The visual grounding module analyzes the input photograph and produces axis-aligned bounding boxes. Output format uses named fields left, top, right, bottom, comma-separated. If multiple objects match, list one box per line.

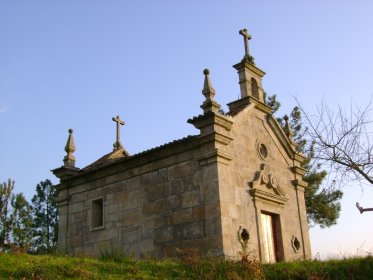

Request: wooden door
left=261, top=213, right=277, bottom=263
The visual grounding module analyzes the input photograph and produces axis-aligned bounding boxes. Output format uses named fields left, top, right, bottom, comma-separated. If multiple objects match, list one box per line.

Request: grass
left=0, top=253, right=373, bottom=279
left=263, top=256, right=373, bottom=280
left=0, top=253, right=185, bottom=279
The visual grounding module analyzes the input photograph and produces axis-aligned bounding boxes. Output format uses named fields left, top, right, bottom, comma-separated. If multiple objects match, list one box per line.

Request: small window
left=92, top=198, right=103, bottom=229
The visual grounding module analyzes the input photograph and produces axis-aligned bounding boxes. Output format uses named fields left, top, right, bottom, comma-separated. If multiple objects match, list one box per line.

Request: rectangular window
left=92, top=198, right=103, bottom=229
left=261, top=212, right=279, bottom=263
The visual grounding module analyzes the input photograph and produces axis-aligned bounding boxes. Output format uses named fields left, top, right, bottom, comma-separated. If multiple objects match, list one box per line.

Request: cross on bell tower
left=112, top=115, right=125, bottom=150
left=239, top=28, right=254, bottom=64
left=228, top=28, right=268, bottom=110
left=239, top=29, right=251, bottom=62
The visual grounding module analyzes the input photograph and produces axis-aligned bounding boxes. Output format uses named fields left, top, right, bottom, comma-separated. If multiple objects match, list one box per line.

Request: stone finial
left=283, top=115, right=294, bottom=139
left=200, top=69, right=221, bottom=114
left=63, top=128, right=76, bottom=168
left=112, top=115, right=125, bottom=151
left=202, top=69, right=216, bottom=101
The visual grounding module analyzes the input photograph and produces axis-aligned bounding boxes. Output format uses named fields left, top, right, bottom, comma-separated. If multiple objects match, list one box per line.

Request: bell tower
left=228, top=28, right=271, bottom=114
left=234, top=28, right=265, bottom=101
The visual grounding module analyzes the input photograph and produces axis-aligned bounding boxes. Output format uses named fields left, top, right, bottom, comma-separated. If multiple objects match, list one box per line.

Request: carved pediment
left=249, top=164, right=288, bottom=205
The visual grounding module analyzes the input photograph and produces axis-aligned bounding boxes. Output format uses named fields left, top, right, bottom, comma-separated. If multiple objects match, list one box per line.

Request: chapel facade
left=52, top=29, right=311, bottom=262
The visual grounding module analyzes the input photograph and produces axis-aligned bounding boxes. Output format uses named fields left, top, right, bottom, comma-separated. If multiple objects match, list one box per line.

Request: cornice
left=233, top=60, right=266, bottom=77
left=291, top=166, right=307, bottom=176
left=292, top=179, right=309, bottom=190
left=250, top=189, right=288, bottom=206
left=294, top=152, right=307, bottom=163
left=54, top=135, right=200, bottom=187
left=55, top=194, right=71, bottom=206
left=51, top=167, right=80, bottom=181
left=188, top=111, right=233, bottom=131
left=198, top=132, right=233, bottom=146
left=249, top=97, right=273, bottom=114
left=227, top=96, right=272, bottom=115
left=267, top=115, right=295, bottom=160
left=196, top=149, right=234, bottom=166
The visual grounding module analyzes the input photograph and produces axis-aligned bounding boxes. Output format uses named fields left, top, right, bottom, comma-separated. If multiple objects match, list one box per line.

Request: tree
left=0, top=179, right=15, bottom=251
left=11, top=193, right=32, bottom=248
left=0, top=179, right=32, bottom=251
left=299, top=101, right=373, bottom=185
left=298, top=101, right=373, bottom=214
left=31, top=179, right=58, bottom=253
left=265, top=95, right=343, bottom=227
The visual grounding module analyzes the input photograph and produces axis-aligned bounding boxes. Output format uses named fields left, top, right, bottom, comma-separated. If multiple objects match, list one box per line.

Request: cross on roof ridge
left=112, top=115, right=125, bottom=150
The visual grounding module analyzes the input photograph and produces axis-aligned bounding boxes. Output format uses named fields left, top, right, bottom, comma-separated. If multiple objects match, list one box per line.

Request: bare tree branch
left=297, top=98, right=373, bottom=187
left=356, top=202, right=373, bottom=214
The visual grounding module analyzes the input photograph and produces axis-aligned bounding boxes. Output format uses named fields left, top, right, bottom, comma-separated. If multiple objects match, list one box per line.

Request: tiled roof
left=80, top=135, right=197, bottom=174
left=81, top=147, right=130, bottom=172
left=131, top=135, right=197, bottom=157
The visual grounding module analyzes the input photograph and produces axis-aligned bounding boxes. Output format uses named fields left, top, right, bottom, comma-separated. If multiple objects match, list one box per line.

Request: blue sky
left=1, top=1, right=373, bottom=258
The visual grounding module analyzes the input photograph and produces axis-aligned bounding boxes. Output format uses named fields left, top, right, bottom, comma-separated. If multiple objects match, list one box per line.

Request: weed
left=237, top=226, right=265, bottom=280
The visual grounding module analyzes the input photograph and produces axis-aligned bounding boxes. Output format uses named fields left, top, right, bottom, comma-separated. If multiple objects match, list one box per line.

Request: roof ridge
left=80, top=135, right=197, bottom=173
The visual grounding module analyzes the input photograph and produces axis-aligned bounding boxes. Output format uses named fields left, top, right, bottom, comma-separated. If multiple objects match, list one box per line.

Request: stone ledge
left=249, top=189, right=288, bottom=206
left=198, top=132, right=233, bottom=146
left=196, top=149, right=234, bottom=166
left=188, top=111, right=233, bottom=132
left=292, top=179, right=308, bottom=190
left=291, top=166, right=307, bottom=176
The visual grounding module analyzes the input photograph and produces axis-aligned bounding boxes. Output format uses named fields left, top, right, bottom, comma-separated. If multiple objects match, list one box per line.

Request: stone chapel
left=52, top=29, right=311, bottom=262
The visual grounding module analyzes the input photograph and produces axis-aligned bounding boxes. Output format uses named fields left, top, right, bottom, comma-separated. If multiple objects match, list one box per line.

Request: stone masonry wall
left=218, top=105, right=311, bottom=261
left=61, top=144, right=224, bottom=257
left=56, top=102, right=311, bottom=261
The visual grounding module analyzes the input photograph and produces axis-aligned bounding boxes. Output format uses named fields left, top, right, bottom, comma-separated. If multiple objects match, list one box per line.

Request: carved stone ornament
left=291, top=235, right=301, bottom=252
left=249, top=163, right=288, bottom=205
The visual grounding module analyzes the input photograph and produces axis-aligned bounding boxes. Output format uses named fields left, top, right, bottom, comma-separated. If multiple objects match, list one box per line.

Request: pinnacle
left=65, top=128, right=76, bottom=153
left=64, top=128, right=76, bottom=168
left=283, top=115, right=294, bottom=139
left=202, top=68, right=215, bottom=101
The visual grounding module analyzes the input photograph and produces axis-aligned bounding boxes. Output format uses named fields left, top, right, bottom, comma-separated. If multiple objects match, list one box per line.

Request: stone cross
left=239, top=28, right=251, bottom=59
left=112, top=115, right=125, bottom=150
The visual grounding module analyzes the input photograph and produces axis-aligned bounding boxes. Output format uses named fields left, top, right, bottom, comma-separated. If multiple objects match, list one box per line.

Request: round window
left=259, top=143, right=268, bottom=159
